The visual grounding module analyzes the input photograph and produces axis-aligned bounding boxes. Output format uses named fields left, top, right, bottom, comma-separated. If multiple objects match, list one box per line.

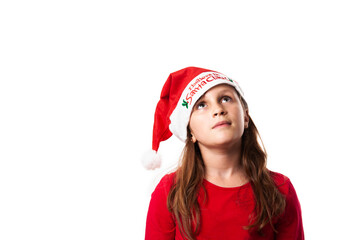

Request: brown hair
left=167, top=95, right=286, bottom=240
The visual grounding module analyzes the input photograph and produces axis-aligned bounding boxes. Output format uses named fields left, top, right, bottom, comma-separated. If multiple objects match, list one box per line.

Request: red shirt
left=145, top=171, right=304, bottom=240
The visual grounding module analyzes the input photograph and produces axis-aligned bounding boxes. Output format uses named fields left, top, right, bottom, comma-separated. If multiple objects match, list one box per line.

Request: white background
left=1, top=0, right=359, bottom=239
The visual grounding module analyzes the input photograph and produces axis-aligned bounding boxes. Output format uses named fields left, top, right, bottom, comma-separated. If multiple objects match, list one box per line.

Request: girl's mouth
left=212, top=121, right=231, bottom=129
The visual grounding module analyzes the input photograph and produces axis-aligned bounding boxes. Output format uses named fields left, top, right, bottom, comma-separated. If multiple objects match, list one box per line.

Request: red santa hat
left=142, top=67, right=245, bottom=170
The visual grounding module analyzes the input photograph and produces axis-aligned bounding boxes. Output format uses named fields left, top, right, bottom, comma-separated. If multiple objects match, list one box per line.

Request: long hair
left=167, top=95, right=286, bottom=240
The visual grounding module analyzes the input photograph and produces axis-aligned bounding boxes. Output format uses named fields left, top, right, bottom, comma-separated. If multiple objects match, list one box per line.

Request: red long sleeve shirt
left=145, top=171, right=304, bottom=240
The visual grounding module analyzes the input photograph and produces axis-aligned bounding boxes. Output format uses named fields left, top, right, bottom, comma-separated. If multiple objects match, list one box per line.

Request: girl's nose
left=213, top=106, right=227, bottom=117
left=214, top=111, right=225, bottom=117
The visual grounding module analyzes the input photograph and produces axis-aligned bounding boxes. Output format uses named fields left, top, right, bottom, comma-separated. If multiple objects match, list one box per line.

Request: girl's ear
left=188, top=125, right=197, bottom=143
left=244, top=109, right=250, bottom=128
left=191, top=134, right=197, bottom=143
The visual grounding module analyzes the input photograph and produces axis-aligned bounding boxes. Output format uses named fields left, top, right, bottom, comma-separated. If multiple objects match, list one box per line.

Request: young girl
left=143, top=67, right=304, bottom=240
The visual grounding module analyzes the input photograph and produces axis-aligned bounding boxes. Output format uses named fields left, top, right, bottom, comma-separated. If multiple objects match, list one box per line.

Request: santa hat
left=142, top=67, right=245, bottom=170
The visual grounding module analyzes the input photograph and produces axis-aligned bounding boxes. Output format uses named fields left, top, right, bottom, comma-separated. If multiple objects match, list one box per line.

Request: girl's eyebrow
left=198, top=89, right=234, bottom=102
left=196, top=95, right=205, bottom=103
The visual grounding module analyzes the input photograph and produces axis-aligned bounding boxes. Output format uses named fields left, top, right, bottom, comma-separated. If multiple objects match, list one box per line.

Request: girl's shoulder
left=153, top=171, right=176, bottom=193
left=161, top=171, right=176, bottom=185
left=269, top=170, right=292, bottom=196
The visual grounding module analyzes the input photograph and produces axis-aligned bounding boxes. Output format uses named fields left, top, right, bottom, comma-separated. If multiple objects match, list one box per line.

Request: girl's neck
left=199, top=142, right=248, bottom=187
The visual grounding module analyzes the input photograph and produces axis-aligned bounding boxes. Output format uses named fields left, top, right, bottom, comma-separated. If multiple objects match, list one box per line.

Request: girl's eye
left=221, top=96, right=232, bottom=103
left=196, top=102, right=206, bottom=110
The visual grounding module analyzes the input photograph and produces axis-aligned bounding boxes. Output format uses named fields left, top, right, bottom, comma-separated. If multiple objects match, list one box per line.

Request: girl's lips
left=212, top=121, right=231, bottom=129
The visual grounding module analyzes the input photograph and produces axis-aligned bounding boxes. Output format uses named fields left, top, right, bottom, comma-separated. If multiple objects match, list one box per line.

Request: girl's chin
left=199, top=136, right=241, bottom=148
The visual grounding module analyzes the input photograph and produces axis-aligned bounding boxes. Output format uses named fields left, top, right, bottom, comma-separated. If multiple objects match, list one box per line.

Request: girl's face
left=189, top=84, right=249, bottom=149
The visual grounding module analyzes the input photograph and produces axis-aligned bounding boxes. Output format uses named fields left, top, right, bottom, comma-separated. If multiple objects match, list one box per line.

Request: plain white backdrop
left=1, top=0, right=359, bottom=239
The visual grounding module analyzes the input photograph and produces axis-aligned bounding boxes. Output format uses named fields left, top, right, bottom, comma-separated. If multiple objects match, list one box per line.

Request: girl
left=143, top=67, right=304, bottom=240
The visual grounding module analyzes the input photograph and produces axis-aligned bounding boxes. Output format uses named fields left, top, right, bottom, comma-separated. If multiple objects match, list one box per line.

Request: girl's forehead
left=197, top=84, right=237, bottom=100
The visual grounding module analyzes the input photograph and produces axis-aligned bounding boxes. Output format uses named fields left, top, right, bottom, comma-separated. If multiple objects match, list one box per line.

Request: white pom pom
left=141, top=149, right=161, bottom=170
